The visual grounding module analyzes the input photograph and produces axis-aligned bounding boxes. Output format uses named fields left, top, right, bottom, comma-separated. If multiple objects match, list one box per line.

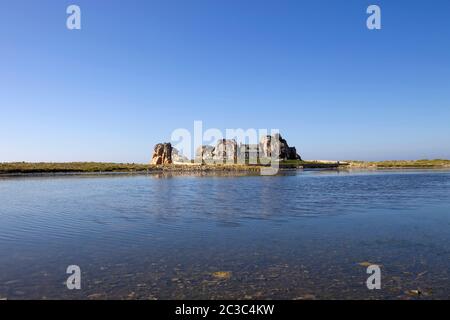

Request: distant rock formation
left=154, top=134, right=301, bottom=165
left=287, top=146, right=300, bottom=160
left=172, top=148, right=190, bottom=163
left=238, top=143, right=260, bottom=162
left=213, top=139, right=237, bottom=162
left=260, top=133, right=301, bottom=160
left=196, top=145, right=215, bottom=162
left=260, top=135, right=273, bottom=158
left=151, top=143, right=172, bottom=165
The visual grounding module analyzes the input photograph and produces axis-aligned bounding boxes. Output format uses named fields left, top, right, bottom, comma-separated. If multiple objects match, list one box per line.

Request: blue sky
left=1, top=0, right=449, bottom=162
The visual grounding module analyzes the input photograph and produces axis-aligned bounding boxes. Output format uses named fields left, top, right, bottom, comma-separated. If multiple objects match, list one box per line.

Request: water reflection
left=0, top=169, right=449, bottom=299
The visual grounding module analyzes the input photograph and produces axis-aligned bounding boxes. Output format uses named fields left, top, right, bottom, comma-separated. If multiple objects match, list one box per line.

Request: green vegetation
left=280, top=159, right=450, bottom=168
left=0, top=162, right=263, bottom=175
left=0, top=162, right=151, bottom=174
left=279, top=160, right=342, bottom=168
left=1, top=159, right=449, bottom=175
left=348, top=159, right=450, bottom=168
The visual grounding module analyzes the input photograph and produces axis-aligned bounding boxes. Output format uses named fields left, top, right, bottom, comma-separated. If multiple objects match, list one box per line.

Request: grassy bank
left=0, top=162, right=264, bottom=175
left=0, top=162, right=151, bottom=174
left=1, top=159, right=449, bottom=175
left=280, top=160, right=343, bottom=168
left=282, top=159, right=450, bottom=168
left=347, top=159, right=450, bottom=168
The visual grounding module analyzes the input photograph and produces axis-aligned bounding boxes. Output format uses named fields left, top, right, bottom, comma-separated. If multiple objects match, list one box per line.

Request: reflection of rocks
left=151, top=143, right=172, bottom=165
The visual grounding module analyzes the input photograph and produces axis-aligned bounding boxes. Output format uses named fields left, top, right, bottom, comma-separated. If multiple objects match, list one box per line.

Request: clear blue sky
left=1, top=0, right=449, bottom=162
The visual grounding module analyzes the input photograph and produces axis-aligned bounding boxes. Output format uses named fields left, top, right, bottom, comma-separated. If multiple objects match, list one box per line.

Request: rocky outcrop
left=213, top=139, right=237, bottom=162
left=196, top=145, right=215, bottom=162
left=238, top=144, right=260, bottom=162
left=172, top=148, right=190, bottom=163
left=260, top=135, right=274, bottom=158
left=287, top=146, right=301, bottom=160
left=195, top=140, right=238, bottom=163
left=260, top=134, right=301, bottom=160
left=154, top=134, right=301, bottom=165
left=151, top=143, right=172, bottom=165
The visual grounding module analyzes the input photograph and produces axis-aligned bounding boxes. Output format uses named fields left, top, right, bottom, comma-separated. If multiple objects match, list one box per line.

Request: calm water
left=0, top=169, right=449, bottom=300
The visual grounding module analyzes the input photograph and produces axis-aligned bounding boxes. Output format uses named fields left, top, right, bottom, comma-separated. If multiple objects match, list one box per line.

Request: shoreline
left=1, top=160, right=450, bottom=177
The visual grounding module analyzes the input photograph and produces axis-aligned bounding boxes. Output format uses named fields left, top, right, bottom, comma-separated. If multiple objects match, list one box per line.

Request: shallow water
left=0, top=169, right=449, bottom=299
